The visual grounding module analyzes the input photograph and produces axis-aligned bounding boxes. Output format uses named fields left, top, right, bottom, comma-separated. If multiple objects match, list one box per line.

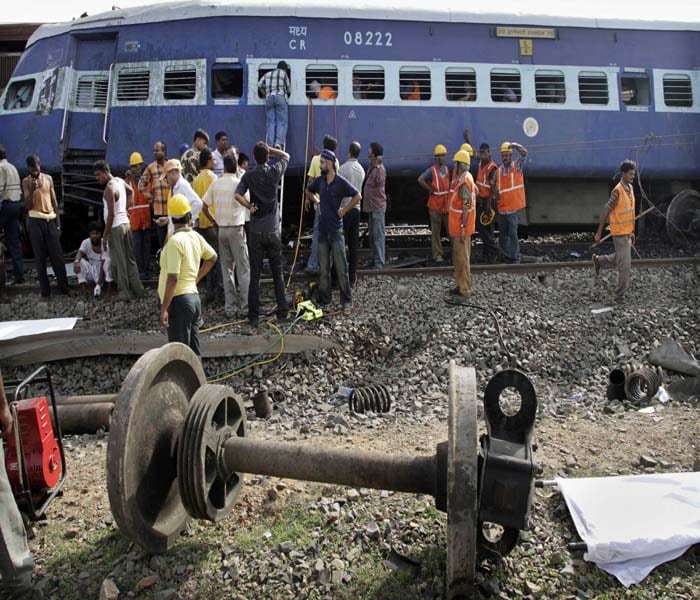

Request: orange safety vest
left=476, top=160, right=497, bottom=199
left=448, top=172, right=476, bottom=238
left=427, top=165, right=451, bottom=213
left=497, top=164, right=526, bottom=212
left=126, top=174, right=151, bottom=230
left=609, top=181, right=635, bottom=236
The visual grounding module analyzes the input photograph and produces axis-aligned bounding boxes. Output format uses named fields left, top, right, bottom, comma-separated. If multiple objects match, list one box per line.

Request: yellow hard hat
left=500, top=141, right=512, bottom=154
left=167, top=194, right=191, bottom=218
left=459, top=143, right=474, bottom=156
left=452, top=150, right=472, bottom=164
left=480, top=208, right=496, bottom=226
left=433, top=144, right=447, bottom=156
left=129, top=152, right=144, bottom=166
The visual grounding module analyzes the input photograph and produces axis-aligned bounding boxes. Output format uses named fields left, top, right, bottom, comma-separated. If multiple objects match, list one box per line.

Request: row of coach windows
left=3, top=67, right=696, bottom=110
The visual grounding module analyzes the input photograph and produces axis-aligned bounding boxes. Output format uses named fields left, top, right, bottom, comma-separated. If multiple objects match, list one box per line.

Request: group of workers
left=418, top=135, right=528, bottom=299
left=418, top=136, right=637, bottom=303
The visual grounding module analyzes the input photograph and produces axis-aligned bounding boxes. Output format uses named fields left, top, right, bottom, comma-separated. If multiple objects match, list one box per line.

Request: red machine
left=3, top=366, right=66, bottom=519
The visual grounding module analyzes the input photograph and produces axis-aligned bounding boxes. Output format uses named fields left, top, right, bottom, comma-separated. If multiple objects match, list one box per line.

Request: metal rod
left=535, top=479, right=558, bottom=488
left=50, top=403, right=114, bottom=434
left=222, top=438, right=438, bottom=497
left=568, top=542, right=588, bottom=552
left=55, top=394, right=117, bottom=406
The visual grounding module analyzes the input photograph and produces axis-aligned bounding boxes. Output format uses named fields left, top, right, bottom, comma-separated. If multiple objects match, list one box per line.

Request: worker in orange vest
left=495, top=141, right=528, bottom=263
left=418, top=144, right=451, bottom=263
left=125, top=151, right=152, bottom=280
left=593, top=160, right=637, bottom=303
left=447, top=147, right=476, bottom=298
left=475, top=143, right=499, bottom=263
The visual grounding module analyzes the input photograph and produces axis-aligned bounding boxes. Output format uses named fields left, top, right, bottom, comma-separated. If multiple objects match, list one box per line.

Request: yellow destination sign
left=496, top=27, right=557, bottom=39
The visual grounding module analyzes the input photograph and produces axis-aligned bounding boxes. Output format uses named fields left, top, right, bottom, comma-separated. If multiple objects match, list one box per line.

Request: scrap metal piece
left=666, top=189, right=700, bottom=245
left=178, top=384, right=247, bottom=522
left=106, top=343, right=205, bottom=554
left=52, top=402, right=113, bottom=434
left=348, top=384, right=392, bottom=414
left=445, top=362, right=478, bottom=600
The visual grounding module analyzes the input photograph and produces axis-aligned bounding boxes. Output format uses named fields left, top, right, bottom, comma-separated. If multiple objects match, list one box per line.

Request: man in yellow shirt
left=158, top=194, right=217, bottom=356
left=192, top=148, right=222, bottom=305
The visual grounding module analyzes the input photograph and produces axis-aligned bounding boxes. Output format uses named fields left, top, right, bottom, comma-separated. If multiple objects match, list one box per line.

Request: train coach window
left=353, top=65, right=385, bottom=100
left=578, top=72, right=609, bottom=105
left=212, top=64, right=243, bottom=99
left=75, top=75, right=109, bottom=109
left=164, top=66, right=197, bottom=100
left=663, top=74, right=693, bottom=107
left=490, top=69, right=521, bottom=102
left=620, top=74, right=649, bottom=106
left=535, top=70, right=565, bottom=104
left=400, top=67, right=431, bottom=101
left=3, top=78, right=35, bottom=110
left=306, top=65, right=338, bottom=99
left=446, top=68, right=476, bottom=101
left=117, top=68, right=150, bottom=102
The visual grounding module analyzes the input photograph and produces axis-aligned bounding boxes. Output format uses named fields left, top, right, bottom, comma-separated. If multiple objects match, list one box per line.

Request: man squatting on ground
left=158, top=194, right=217, bottom=356
left=593, top=160, right=637, bottom=303
left=73, top=222, right=112, bottom=297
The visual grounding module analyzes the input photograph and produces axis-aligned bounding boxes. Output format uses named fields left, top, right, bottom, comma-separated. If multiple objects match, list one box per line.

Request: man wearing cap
left=159, top=159, right=203, bottom=230
left=234, top=142, right=290, bottom=326
left=0, top=145, right=24, bottom=284
left=258, top=61, right=291, bottom=148
left=158, top=194, right=217, bottom=356
left=448, top=148, right=477, bottom=298
left=496, top=141, right=528, bottom=263
left=181, top=129, right=210, bottom=184
left=125, top=151, right=151, bottom=280
left=95, top=161, right=145, bottom=300
left=305, top=149, right=361, bottom=311
left=139, top=140, right=170, bottom=248
left=475, top=143, right=499, bottom=263
left=418, top=144, right=451, bottom=263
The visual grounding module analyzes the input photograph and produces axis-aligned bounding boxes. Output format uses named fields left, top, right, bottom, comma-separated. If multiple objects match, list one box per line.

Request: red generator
left=3, top=366, right=66, bottom=519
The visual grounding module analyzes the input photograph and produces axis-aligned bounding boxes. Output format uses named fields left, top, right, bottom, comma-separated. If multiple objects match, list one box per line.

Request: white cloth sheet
left=0, top=318, right=78, bottom=341
left=557, top=472, right=700, bottom=586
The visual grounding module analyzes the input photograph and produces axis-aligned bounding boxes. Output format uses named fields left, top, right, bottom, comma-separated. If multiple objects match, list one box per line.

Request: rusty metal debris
left=348, top=384, right=392, bottom=414
left=623, top=362, right=664, bottom=404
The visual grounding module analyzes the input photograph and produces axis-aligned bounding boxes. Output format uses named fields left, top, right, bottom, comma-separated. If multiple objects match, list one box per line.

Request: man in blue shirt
left=305, top=149, right=361, bottom=311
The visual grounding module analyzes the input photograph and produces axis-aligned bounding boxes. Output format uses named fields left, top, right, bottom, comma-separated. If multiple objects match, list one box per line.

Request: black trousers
left=27, top=217, right=69, bottom=296
left=167, top=293, right=202, bottom=356
left=343, top=209, right=360, bottom=284
left=247, top=230, right=288, bottom=321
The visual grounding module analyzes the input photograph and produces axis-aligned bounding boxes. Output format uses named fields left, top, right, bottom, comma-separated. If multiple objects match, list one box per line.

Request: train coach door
left=64, top=36, right=117, bottom=152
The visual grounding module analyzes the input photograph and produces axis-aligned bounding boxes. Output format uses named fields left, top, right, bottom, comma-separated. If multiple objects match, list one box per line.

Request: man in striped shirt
left=139, top=140, right=170, bottom=248
left=257, top=61, right=291, bottom=148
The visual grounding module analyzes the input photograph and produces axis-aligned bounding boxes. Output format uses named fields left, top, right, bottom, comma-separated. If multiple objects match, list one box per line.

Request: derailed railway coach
left=0, top=0, right=699, bottom=237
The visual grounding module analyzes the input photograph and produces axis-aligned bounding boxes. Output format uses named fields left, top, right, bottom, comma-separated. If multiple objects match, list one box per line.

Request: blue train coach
left=0, top=0, right=698, bottom=231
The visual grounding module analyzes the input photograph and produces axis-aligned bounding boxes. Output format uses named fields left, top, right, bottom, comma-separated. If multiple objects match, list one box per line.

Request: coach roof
left=27, top=0, right=700, bottom=46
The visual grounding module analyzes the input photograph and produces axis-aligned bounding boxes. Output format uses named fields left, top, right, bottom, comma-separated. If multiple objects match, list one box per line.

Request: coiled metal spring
left=349, top=385, right=392, bottom=414
left=623, top=363, right=664, bottom=404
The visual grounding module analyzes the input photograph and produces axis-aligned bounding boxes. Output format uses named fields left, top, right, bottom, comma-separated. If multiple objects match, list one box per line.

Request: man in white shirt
left=337, top=141, right=365, bottom=285
left=212, top=131, right=229, bottom=177
left=157, top=159, right=203, bottom=236
left=202, top=153, right=250, bottom=318
left=73, top=222, right=112, bottom=296
left=0, top=145, right=24, bottom=284
left=95, top=160, right=144, bottom=301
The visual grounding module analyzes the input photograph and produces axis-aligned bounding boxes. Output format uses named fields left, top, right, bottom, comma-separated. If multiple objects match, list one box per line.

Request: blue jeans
left=497, top=211, right=520, bottom=263
left=0, top=201, right=24, bottom=279
left=318, top=228, right=351, bottom=305
left=306, top=208, right=320, bottom=271
left=367, top=211, right=385, bottom=268
left=265, top=94, right=288, bottom=148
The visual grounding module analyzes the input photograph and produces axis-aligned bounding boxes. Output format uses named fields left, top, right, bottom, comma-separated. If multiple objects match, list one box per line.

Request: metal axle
left=221, top=437, right=439, bottom=497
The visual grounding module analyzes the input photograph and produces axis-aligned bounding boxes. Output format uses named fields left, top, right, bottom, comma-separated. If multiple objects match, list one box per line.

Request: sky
left=1, top=0, right=698, bottom=25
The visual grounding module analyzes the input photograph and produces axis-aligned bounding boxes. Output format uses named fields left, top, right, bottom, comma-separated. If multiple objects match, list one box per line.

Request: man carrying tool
left=475, top=143, right=499, bottom=263
left=593, top=160, right=637, bottom=304
left=418, top=144, right=451, bottom=263
left=448, top=147, right=476, bottom=298
left=0, top=369, right=37, bottom=600
left=158, top=195, right=217, bottom=356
